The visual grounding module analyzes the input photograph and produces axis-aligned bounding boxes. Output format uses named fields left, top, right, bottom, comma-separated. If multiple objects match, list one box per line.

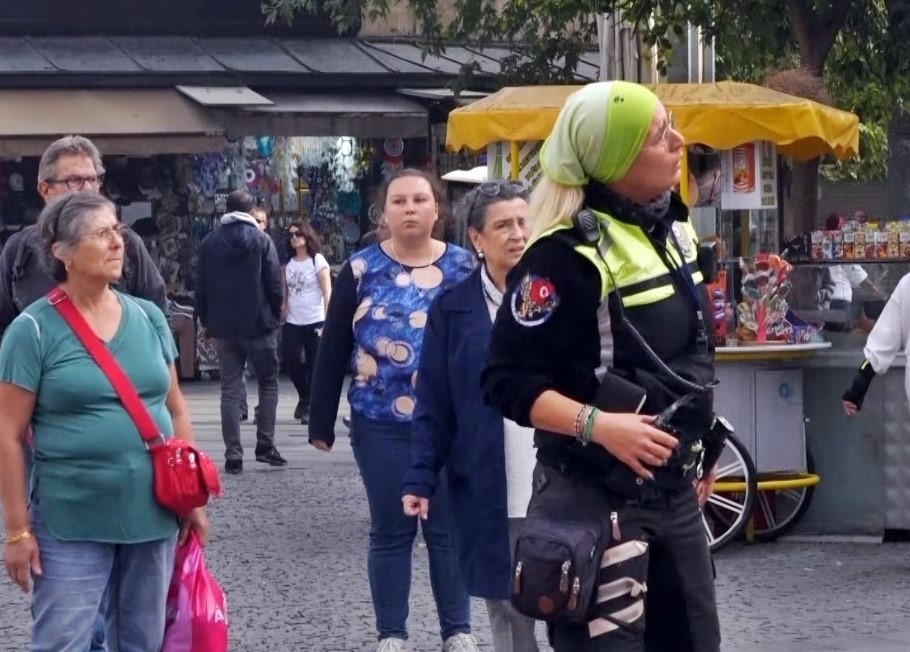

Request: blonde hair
left=528, top=175, right=586, bottom=240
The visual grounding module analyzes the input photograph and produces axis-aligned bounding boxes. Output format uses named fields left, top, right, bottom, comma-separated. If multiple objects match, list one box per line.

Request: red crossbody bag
left=47, top=287, right=222, bottom=517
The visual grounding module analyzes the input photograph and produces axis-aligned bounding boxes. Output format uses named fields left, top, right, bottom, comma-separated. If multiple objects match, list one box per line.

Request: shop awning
left=446, top=81, right=861, bottom=161
left=220, top=93, right=429, bottom=139
left=0, top=88, right=226, bottom=156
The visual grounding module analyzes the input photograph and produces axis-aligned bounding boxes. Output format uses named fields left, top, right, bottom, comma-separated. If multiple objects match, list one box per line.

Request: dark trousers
left=351, top=413, right=471, bottom=642
left=281, top=321, right=322, bottom=409
left=542, top=469, right=720, bottom=652
left=215, top=331, right=279, bottom=461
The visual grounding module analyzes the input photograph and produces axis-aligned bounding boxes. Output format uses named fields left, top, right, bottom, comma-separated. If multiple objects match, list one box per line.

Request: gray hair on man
left=37, top=191, right=117, bottom=281
left=37, top=135, right=105, bottom=184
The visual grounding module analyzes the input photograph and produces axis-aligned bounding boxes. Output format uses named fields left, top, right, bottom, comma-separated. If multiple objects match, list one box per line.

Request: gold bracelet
left=4, top=529, right=32, bottom=545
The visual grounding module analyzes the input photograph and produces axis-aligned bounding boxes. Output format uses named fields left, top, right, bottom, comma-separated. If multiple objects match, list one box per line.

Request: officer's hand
left=843, top=400, right=859, bottom=416
left=591, top=413, right=678, bottom=481
left=310, top=439, right=332, bottom=452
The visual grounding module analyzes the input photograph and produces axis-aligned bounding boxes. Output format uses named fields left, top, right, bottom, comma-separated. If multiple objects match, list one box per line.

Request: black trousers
left=281, top=321, right=322, bottom=408
left=542, top=467, right=721, bottom=652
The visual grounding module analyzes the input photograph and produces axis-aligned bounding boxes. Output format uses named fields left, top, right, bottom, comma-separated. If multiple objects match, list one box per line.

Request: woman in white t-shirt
left=282, top=221, right=332, bottom=423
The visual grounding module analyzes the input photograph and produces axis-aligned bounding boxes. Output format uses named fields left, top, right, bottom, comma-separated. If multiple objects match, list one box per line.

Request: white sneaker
left=377, top=638, right=406, bottom=652
left=442, top=633, right=480, bottom=652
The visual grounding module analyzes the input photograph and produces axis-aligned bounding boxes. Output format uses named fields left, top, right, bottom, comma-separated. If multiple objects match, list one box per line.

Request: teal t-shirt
left=0, top=290, right=180, bottom=543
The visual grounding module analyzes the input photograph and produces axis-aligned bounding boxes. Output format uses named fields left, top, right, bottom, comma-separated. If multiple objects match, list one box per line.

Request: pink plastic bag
left=163, top=533, right=229, bottom=652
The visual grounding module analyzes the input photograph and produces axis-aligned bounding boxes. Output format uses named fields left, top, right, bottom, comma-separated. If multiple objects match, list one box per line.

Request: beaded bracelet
left=574, top=404, right=594, bottom=446
left=4, top=529, right=32, bottom=545
left=583, top=407, right=601, bottom=444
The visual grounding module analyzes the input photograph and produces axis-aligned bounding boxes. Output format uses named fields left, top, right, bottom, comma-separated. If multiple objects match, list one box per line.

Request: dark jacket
left=482, top=188, right=715, bottom=497
left=196, top=213, right=283, bottom=339
left=402, top=268, right=512, bottom=600
left=0, top=223, right=166, bottom=337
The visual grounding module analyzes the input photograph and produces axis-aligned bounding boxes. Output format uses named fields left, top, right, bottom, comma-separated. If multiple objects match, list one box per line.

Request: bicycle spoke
left=707, top=492, right=746, bottom=515
left=758, top=492, right=778, bottom=527
left=715, top=459, right=744, bottom=479
left=780, top=489, right=803, bottom=503
left=702, top=513, right=717, bottom=544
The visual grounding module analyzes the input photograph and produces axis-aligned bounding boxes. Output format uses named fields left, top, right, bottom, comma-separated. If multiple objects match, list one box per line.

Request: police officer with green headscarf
left=482, top=81, right=721, bottom=651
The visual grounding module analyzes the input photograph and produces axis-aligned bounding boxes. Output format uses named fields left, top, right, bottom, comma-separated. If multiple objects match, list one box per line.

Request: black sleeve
left=308, top=262, right=358, bottom=447
left=195, top=242, right=209, bottom=328
left=262, top=238, right=284, bottom=321
left=842, top=359, right=877, bottom=411
left=0, top=232, right=22, bottom=338
left=123, top=230, right=167, bottom=312
left=481, top=238, right=602, bottom=426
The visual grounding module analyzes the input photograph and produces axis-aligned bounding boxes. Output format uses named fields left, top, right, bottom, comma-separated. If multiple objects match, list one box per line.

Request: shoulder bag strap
left=46, top=287, right=164, bottom=446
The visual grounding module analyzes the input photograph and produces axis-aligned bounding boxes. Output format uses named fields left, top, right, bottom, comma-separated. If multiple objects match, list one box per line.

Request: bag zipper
left=567, top=577, right=580, bottom=611
left=559, top=560, right=571, bottom=592
left=512, top=561, right=522, bottom=593
left=610, top=511, right=622, bottom=541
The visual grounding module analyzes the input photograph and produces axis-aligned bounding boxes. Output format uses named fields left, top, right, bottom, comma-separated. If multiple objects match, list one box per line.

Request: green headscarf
left=539, top=81, right=660, bottom=186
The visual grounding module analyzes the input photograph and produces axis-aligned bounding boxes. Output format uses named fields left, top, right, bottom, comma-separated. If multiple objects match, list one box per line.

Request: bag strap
left=46, top=287, right=164, bottom=447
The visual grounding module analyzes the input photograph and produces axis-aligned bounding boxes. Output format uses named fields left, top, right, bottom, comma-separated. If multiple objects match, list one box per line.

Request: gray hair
left=37, top=135, right=105, bottom=184
left=458, top=180, right=531, bottom=232
left=38, top=192, right=117, bottom=281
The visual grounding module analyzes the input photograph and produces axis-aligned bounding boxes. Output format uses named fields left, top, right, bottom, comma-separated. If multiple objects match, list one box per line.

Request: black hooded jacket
left=196, top=213, right=283, bottom=339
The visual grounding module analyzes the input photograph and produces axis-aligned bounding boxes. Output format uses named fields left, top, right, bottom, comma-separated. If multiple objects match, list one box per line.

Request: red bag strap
left=47, top=287, right=164, bottom=446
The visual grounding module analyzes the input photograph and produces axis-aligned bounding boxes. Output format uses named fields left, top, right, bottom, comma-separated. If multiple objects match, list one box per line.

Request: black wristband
left=842, top=360, right=876, bottom=411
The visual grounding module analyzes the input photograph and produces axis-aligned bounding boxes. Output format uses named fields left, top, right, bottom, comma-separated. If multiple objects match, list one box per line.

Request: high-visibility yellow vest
left=533, top=210, right=703, bottom=306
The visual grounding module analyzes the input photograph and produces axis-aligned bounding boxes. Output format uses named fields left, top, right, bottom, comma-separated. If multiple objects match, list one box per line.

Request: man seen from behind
left=196, top=190, right=286, bottom=474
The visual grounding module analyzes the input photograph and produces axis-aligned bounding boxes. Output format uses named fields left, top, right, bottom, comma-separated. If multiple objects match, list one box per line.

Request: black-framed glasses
left=466, top=180, right=531, bottom=226
left=47, top=175, right=104, bottom=191
left=289, top=230, right=304, bottom=238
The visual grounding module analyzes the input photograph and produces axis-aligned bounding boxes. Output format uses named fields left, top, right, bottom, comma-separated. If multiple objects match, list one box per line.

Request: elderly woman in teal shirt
left=0, top=191, right=208, bottom=651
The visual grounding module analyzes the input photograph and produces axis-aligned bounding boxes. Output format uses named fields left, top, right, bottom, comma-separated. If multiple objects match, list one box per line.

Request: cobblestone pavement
left=2, top=381, right=910, bottom=651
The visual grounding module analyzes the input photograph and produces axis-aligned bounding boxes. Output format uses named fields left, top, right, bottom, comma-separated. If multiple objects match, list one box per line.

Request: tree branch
left=787, top=0, right=851, bottom=74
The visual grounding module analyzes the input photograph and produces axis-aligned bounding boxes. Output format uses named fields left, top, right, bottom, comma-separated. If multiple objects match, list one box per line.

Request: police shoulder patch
left=511, top=272, right=560, bottom=327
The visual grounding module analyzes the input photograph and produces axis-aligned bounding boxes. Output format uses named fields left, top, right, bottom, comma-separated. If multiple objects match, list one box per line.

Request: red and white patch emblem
left=511, top=273, right=560, bottom=327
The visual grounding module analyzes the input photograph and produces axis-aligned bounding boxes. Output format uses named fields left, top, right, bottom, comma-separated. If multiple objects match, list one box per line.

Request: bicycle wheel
left=752, top=448, right=817, bottom=542
left=702, top=434, right=757, bottom=552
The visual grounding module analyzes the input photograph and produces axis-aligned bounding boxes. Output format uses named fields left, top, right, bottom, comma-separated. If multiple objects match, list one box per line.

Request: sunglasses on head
left=467, top=180, right=531, bottom=224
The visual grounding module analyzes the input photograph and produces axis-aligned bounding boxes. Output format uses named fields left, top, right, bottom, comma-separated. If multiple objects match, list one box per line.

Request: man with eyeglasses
left=0, top=136, right=165, bottom=651
left=0, top=135, right=166, bottom=334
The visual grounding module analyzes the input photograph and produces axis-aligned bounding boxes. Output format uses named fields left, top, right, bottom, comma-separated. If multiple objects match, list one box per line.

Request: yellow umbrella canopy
left=446, top=81, right=860, bottom=161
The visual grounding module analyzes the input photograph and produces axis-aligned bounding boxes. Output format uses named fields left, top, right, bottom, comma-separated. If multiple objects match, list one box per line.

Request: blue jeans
left=351, top=414, right=471, bottom=642
left=30, top=506, right=176, bottom=652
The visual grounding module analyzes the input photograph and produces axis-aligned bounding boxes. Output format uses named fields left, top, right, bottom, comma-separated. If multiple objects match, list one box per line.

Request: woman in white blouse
left=281, top=221, right=331, bottom=423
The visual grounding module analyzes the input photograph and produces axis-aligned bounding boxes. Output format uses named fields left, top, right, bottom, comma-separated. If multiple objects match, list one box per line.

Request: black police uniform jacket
left=481, top=184, right=716, bottom=497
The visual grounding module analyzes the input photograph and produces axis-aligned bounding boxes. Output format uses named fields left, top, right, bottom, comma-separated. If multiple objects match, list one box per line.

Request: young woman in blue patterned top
left=308, top=169, right=478, bottom=652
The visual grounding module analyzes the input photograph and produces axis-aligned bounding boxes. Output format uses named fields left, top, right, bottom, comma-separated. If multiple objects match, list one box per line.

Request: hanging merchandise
left=300, top=137, right=335, bottom=169
left=273, top=137, right=303, bottom=213
left=381, top=138, right=405, bottom=178
left=137, top=161, right=162, bottom=201
left=190, top=154, right=229, bottom=198
left=336, top=191, right=362, bottom=216
left=332, top=137, right=358, bottom=193
left=256, top=136, right=274, bottom=157
left=356, top=141, right=376, bottom=178
left=341, top=218, right=361, bottom=245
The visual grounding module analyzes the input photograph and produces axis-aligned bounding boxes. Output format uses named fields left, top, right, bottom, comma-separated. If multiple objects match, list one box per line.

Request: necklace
left=389, top=240, right=436, bottom=288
